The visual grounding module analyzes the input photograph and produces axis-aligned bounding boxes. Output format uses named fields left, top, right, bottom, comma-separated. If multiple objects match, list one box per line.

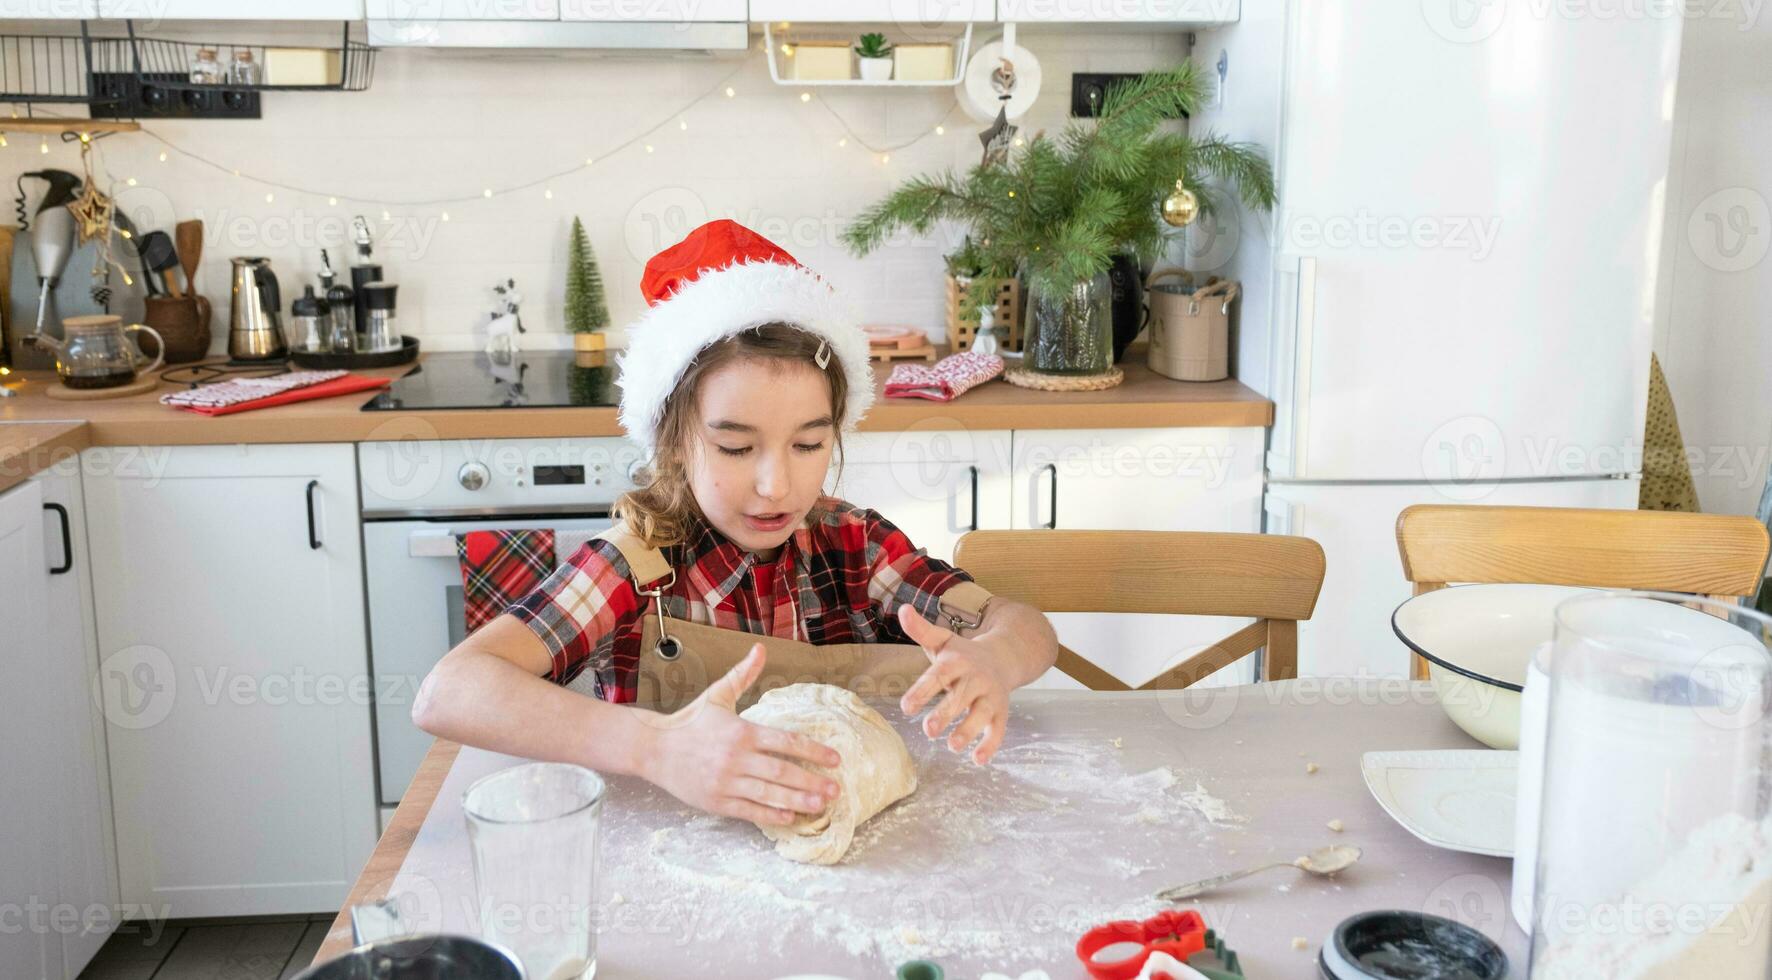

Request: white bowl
left=1391, top=584, right=1598, bottom=749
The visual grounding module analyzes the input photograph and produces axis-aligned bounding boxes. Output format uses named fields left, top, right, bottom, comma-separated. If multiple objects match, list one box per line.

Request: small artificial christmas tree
left=564, top=216, right=611, bottom=351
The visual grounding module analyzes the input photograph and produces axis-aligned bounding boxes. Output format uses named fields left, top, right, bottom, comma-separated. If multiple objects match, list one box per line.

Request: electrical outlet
left=88, top=73, right=261, bottom=120
left=1070, top=72, right=1190, bottom=119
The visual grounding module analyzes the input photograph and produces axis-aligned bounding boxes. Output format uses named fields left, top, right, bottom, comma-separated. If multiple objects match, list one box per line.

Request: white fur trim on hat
left=615, top=259, right=876, bottom=457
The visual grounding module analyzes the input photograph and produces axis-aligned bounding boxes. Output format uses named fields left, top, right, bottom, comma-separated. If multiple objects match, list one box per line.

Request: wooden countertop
left=0, top=349, right=1270, bottom=494
left=0, top=419, right=92, bottom=494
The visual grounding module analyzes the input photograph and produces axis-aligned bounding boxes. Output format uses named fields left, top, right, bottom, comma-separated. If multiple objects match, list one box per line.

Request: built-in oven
left=359, top=437, right=643, bottom=824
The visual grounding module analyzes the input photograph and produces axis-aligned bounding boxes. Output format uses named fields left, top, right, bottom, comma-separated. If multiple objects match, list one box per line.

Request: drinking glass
left=1529, top=592, right=1772, bottom=979
left=464, top=763, right=605, bottom=980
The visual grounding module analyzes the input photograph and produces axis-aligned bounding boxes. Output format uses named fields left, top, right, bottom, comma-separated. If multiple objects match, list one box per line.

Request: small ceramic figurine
left=970, top=304, right=1000, bottom=356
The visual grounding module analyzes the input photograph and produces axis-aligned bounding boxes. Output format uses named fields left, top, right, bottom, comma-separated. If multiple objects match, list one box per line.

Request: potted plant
left=843, top=64, right=1274, bottom=376
left=855, top=33, right=894, bottom=82
left=564, top=216, right=611, bottom=353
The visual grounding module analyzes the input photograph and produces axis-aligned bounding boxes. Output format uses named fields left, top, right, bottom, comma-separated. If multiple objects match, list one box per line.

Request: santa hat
left=615, top=218, right=875, bottom=457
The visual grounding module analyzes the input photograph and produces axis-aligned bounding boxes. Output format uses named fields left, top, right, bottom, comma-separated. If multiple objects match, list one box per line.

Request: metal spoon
left=1155, top=844, right=1362, bottom=902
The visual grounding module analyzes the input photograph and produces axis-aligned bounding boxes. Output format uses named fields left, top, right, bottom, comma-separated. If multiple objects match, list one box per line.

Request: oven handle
left=405, top=524, right=612, bottom=559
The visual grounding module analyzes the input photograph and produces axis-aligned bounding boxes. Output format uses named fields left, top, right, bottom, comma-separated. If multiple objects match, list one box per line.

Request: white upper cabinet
left=996, top=0, right=1238, bottom=22
left=99, top=0, right=365, bottom=17
left=367, top=0, right=558, bottom=19
left=564, top=0, right=744, bottom=20
left=750, top=0, right=993, bottom=22
left=0, top=0, right=99, bottom=17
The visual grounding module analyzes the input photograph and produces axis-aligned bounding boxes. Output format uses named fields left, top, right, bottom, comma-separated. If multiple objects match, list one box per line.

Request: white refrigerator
left=1245, top=0, right=1684, bottom=677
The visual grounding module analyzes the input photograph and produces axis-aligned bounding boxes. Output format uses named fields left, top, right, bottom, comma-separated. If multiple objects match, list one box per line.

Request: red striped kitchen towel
left=884, top=351, right=1005, bottom=402
left=457, top=529, right=558, bottom=633
left=160, top=371, right=391, bottom=416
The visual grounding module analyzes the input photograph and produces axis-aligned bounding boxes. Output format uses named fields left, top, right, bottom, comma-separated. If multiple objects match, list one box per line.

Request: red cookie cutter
left=1076, top=908, right=1208, bottom=980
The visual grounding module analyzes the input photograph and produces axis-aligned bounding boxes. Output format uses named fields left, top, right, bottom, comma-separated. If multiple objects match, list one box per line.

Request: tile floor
left=77, top=916, right=332, bottom=980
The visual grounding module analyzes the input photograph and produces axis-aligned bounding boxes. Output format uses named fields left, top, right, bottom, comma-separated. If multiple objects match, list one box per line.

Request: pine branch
left=1186, top=135, right=1277, bottom=211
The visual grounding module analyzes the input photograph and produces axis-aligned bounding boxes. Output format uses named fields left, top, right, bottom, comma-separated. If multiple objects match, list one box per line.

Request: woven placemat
left=1002, top=364, right=1124, bottom=391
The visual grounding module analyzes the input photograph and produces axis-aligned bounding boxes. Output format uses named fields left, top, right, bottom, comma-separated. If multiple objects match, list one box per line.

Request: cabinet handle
left=1042, top=462, right=1058, bottom=529
left=43, top=503, right=72, bottom=575
left=305, top=480, right=322, bottom=550
left=965, top=465, right=980, bottom=531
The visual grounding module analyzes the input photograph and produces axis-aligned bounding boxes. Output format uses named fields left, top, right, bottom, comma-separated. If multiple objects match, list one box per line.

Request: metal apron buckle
left=637, top=568, right=682, bottom=660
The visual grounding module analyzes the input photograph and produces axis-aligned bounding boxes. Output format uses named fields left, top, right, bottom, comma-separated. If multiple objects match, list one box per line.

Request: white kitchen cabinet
left=35, top=468, right=120, bottom=977
left=0, top=479, right=61, bottom=980
left=1009, top=427, right=1266, bottom=689
left=997, top=0, right=1238, bottom=22
left=83, top=443, right=377, bottom=919
left=0, top=0, right=99, bottom=17
left=366, top=0, right=558, bottom=19
left=0, top=469, right=117, bottom=980
left=832, top=428, right=1012, bottom=563
left=750, top=0, right=993, bottom=22
left=565, top=0, right=744, bottom=20
left=1009, top=427, right=1263, bottom=532
left=99, top=0, right=364, bottom=16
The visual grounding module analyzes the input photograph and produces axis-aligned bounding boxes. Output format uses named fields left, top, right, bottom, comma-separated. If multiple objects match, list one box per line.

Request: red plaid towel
left=884, top=351, right=1005, bottom=402
left=457, top=529, right=558, bottom=633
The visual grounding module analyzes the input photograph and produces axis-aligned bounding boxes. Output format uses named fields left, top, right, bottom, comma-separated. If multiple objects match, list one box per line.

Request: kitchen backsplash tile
left=2, top=24, right=1187, bottom=353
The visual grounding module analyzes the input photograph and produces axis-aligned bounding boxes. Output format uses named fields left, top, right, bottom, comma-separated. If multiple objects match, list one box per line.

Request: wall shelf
left=762, top=23, right=972, bottom=88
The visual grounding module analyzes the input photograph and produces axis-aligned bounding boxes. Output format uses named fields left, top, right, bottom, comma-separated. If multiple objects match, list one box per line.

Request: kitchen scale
left=361, top=350, right=618, bottom=411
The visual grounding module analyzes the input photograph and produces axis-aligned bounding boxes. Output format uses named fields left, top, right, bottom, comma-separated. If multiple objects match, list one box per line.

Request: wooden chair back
left=1395, top=504, right=1771, bottom=677
left=952, top=529, right=1327, bottom=690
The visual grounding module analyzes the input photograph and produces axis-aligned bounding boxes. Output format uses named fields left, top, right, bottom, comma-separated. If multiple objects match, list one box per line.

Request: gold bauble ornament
left=1161, top=179, right=1199, bottom=227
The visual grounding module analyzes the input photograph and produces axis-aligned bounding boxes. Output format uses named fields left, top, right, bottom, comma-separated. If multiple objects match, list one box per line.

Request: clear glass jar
left=226, top=50, right=260, bottom=86
left=464, top=763, right=604, bottom=980
left=188, top=48, right=221, bottom=85
left=1024, top=268, right=1113, bottom=375
left=1529, top=592, right=1772, bottom=979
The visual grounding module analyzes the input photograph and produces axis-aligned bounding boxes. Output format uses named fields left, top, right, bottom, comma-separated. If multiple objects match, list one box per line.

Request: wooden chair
left=951, top=529, right=1327, bottom=689
left=1395, top=504, right=1772, bottom=678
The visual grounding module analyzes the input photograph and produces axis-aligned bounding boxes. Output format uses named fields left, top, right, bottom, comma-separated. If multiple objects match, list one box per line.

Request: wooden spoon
left=175, top=220, right=203, bottom=296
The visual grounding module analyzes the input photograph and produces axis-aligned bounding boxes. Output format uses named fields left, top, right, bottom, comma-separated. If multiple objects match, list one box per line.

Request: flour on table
left=614, top=720, right=1237, bottom=972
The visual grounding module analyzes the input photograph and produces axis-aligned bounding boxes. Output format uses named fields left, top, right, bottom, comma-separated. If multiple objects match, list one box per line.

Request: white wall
left=1187, top=0, right=1284, bottom=395
left=1651, top=7, right=1772, bottom=516
left=1, top=22, right=1191, bottom=354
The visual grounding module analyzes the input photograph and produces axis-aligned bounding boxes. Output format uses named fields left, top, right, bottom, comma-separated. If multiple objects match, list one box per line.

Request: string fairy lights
left=7, top=47, right=965, bottom=226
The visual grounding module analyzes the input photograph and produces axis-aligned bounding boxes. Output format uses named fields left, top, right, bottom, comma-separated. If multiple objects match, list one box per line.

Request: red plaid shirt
left=508, top=496, right=975, bottom=702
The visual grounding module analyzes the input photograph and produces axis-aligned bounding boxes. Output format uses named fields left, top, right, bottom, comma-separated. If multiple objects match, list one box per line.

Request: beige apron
left=593, top=525, right=995, bottom=712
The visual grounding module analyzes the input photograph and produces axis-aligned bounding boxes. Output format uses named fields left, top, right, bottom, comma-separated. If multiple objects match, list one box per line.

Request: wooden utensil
left=175, top=220, right=203, bottom=295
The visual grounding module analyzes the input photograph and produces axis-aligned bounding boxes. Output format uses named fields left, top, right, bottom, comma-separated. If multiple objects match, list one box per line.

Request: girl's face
left=688, top=356, right=836, bottom=560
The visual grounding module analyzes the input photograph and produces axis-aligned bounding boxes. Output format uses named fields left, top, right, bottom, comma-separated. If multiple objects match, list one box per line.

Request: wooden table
left=317, top=682, right=1530, bottom=977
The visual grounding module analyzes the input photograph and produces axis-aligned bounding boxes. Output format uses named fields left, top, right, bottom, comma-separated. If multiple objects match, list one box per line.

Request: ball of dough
left=737, top=683, right=917, bottom=864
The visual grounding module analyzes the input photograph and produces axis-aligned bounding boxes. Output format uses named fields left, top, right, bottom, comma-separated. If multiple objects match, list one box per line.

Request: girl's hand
left=638, top=644, right=842, bottom=826
left=896, top=603, right=1014, bottom=765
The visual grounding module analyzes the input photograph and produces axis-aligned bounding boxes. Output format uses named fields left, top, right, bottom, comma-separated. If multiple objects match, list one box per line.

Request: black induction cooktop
left=361, top=351, right=618, bottom=411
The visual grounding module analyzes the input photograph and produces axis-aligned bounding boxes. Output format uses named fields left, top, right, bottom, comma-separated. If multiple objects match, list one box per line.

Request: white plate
left=1361, top=750, right=1518, bottom=858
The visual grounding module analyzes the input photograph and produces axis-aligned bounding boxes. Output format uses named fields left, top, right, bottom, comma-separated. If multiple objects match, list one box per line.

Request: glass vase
left=1024, top=269, right=1114, bottom=375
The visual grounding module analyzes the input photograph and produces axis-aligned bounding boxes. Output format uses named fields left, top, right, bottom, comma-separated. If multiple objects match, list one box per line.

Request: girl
left=412, top=219, right=1059, bottom=829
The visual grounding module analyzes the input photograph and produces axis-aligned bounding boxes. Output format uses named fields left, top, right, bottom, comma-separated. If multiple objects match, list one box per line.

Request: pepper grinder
left=348, top=216, right=383, bottom=351
left=360, top=282, right=400, bottom=354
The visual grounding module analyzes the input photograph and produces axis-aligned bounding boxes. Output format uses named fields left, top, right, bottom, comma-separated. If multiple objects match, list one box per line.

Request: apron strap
left=593, top=524, right=674, bottom=588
